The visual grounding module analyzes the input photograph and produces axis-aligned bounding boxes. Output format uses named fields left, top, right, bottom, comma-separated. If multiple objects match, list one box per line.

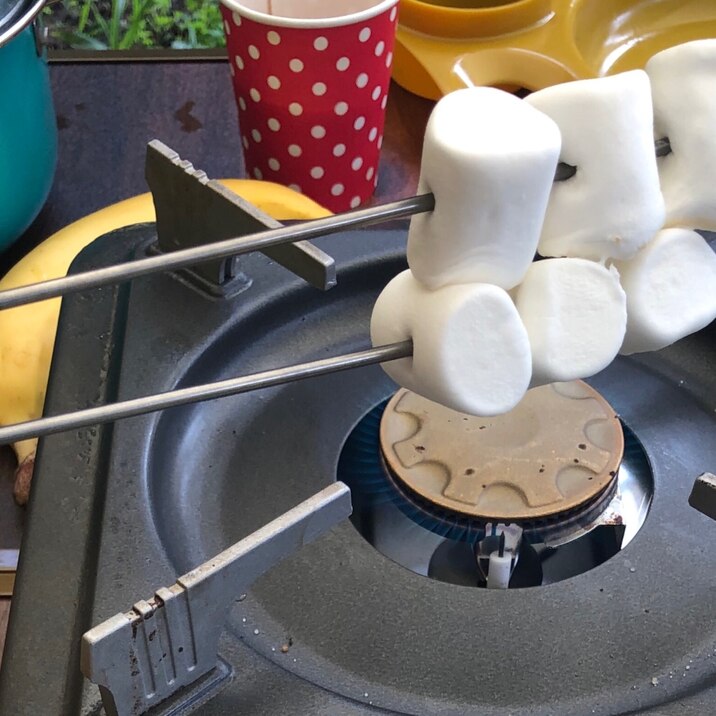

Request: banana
left=0, top=180, right=331, bottom=504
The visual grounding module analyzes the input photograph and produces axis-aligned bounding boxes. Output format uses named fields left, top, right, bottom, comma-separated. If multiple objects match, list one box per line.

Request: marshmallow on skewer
left=407, top=87, right=561, bottom=291
left=646, top=40, right=716, bottom=230
left=525, top=71, right=665, bottom=261
left=614, top=228, right=716, bottom=355
left=513, top=258, right=627, bottom=386
left=370, top=270, right=532, bottom=416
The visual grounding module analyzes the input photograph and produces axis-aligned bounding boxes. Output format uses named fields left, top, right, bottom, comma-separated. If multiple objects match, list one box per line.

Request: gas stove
left=341, top=381, right=649, bottom=590
left=0, top=145, right=715, bottom=716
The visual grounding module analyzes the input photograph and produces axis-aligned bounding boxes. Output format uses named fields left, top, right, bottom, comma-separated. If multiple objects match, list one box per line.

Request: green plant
left=46, top=0, right=226, bottom=50
left=170, top=0, right=225, bottom=49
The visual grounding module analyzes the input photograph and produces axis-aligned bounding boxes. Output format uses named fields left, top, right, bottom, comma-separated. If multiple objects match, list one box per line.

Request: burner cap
left=380, top=381, right=624, bottom=525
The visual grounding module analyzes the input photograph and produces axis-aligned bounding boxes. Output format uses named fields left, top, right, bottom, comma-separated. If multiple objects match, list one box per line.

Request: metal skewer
left=554, top=137, right=672, bottom=181
left=0, top=138, right=673, bottom=311
left=0, top=340, right=412, bottom=445
left=0, top=195, right=435, bottom=311
left=0, top=136, right=676, bottom=441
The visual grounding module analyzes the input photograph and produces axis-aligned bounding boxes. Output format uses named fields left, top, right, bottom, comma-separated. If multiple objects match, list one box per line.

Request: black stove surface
left=1, top=224, right=715, bottom=716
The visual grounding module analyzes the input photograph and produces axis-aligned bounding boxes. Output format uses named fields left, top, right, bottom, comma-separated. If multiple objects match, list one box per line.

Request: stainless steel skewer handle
left=81, top=482, right=352, bottom=716
left=0, top=341, right=413, bottom=445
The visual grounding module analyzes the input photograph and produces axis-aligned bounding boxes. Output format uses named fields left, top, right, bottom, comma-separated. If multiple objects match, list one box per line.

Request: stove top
left=1, top=219, right=715, bottom=716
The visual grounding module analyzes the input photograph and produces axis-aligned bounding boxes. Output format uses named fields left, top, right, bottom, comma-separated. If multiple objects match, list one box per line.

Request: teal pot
left=0, top=0, right=56, bottom=252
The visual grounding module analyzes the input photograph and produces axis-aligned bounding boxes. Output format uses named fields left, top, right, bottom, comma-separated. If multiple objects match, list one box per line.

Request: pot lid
left=0, top=0, right=44, bottom=47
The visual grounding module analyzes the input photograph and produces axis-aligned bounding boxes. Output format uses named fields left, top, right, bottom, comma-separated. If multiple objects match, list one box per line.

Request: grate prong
left=689, top=473, right=716, bottom=522
left=81, top=482, right=352, bottom=716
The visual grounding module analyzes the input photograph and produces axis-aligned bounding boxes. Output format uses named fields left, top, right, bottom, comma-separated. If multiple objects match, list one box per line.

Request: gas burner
left=339, top=382, right=653, bottom=588
left=382, top=382, right=623, bottom=535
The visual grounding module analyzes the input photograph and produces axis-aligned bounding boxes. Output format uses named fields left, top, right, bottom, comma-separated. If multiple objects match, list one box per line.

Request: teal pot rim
left=0, top=0, right=44, bottom=47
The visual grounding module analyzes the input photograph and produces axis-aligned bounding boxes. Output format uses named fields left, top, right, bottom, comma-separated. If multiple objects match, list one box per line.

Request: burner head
left=379, top=381, right=624, bottom=528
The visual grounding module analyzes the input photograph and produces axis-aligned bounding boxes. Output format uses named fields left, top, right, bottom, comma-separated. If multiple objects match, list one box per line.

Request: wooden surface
left=0, top=600, right=8, bottom=670
left=0, top=59, right=432, bottom=666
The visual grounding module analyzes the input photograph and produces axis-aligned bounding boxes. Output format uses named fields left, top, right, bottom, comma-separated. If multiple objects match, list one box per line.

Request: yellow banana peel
left=0, top=180, right=330, bottom=504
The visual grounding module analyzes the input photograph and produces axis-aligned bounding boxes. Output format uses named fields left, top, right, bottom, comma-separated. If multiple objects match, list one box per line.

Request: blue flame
left=337, top=401, right=487, bottom=543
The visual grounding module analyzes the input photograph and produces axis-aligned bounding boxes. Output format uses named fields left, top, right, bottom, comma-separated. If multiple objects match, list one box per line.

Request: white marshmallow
left=370, top=270, right=532, bottom=416
left=513, top=259, right=627, bottom=386
left=407, top=87, right=561, bottom=291
left=525, top=71, right=665, bottom=261
left=614, top=228, right=716, bottom=355
left=646, top=40, right=716, bottom=230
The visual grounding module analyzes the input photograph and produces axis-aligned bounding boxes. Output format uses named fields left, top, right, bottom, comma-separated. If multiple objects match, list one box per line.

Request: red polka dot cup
left=220, top=0, right=399, bottom=211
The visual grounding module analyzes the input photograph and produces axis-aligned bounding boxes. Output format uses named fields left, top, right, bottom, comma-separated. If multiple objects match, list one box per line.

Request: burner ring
left=380, top=382, right=624, bottom=534
left=380, top=448, right=620, bottom=543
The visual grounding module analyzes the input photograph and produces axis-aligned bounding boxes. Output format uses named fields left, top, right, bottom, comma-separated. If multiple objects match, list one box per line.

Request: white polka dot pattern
left=221, top=2, right=397, bottom=211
